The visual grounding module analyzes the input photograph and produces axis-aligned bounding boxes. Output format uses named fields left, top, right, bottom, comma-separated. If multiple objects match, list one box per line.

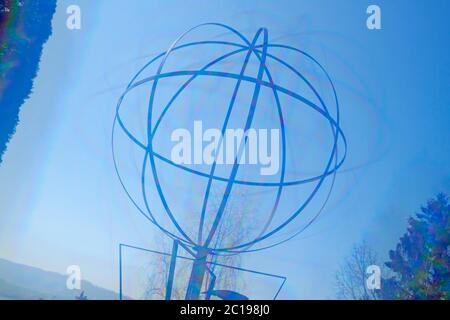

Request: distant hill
left=0, top=258, right=122, bottom=300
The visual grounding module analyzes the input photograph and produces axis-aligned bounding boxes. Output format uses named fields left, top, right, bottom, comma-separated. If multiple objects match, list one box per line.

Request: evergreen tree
left=385, top=193, right=449, bottom=299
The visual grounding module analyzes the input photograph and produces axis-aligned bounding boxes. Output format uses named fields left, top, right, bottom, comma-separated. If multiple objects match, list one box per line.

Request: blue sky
left=0, top=0, right=449, bottom=299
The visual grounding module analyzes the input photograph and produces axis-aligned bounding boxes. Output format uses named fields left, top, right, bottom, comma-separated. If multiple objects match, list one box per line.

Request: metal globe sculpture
left=112, top=23, right=346, bottom=299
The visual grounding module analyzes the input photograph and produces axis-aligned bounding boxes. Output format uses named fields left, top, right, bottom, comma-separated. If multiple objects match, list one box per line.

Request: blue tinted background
left=0, top=0, right=449, bottom=298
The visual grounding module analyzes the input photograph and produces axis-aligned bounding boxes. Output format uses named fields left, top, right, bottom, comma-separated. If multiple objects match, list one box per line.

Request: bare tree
left=335, top=241, right=382, bottom=300
left=143, top=189, right=256, bottom=300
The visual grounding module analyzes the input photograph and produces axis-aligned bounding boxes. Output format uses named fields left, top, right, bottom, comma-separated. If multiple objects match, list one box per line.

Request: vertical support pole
left=185, top=248, right=208, bottom=300
left=165, top=240, right=179, bottom=300
left=119, top=244, right=123, bottom=301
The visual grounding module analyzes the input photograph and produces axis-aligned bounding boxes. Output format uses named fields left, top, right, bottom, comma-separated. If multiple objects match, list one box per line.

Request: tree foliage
left=336, top=193, right=449, bottom=300
left=385, top=193, right=449, bottom=299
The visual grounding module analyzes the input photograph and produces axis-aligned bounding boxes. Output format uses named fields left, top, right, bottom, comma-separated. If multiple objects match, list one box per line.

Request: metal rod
left=205, top=272, right=216, bottom=300
left=165, top=240, right=179, bottom=300
left=119, top=244, right=123, bottom=300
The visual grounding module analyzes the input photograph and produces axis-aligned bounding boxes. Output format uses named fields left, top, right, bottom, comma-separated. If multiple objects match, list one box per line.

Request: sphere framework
left=112, top=23, right=347, bottom=255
